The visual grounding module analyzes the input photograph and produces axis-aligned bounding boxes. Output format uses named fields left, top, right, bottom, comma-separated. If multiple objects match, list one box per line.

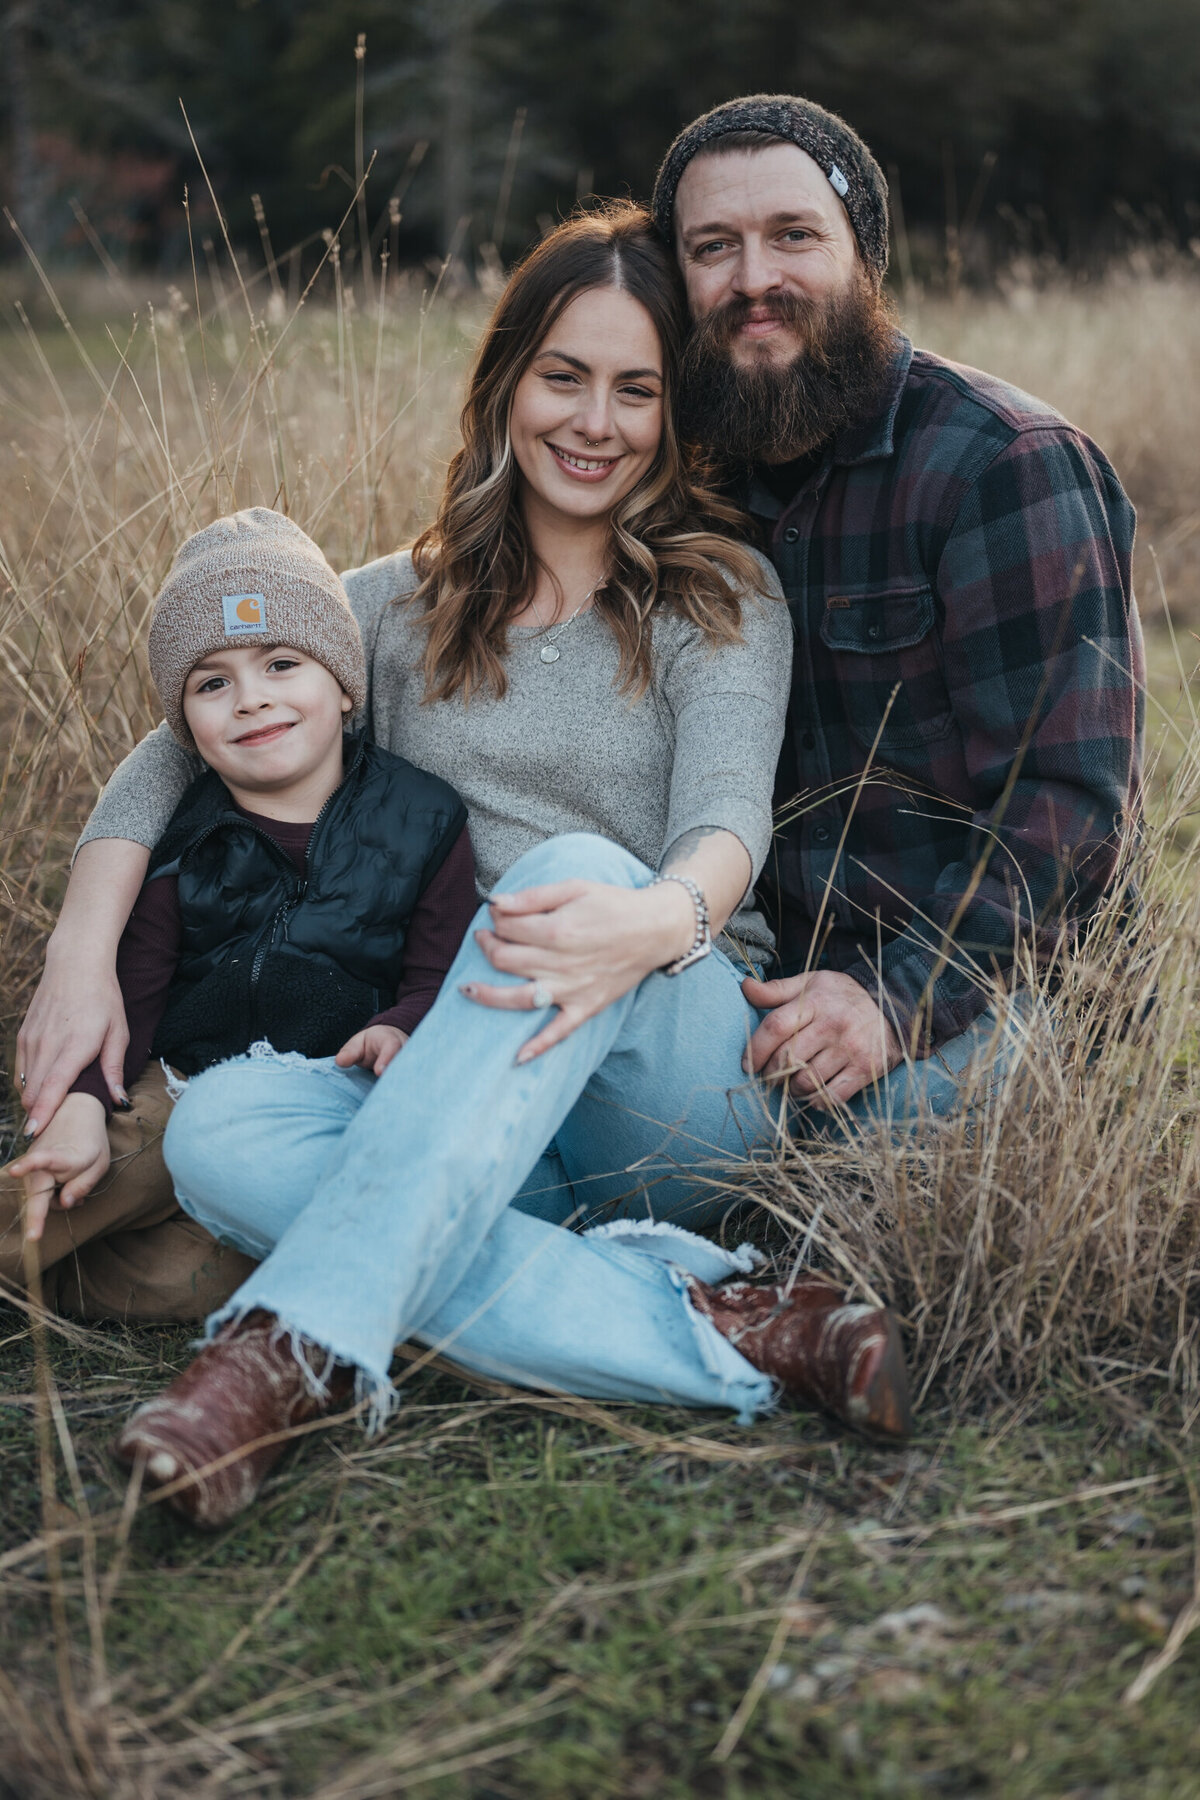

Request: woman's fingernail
left=460, top=983, right=476, bottom=997
left=115, top=1093, right=133, bottom=1111
left=515, top=1049, right=532, bottom=1065
left=24, top=1121, right=38, bottom=1138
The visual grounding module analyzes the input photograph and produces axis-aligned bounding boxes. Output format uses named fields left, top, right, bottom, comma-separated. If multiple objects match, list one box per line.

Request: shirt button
left=801, top=730, right=816, bottom=751
left=867, top=623, right=881, bottom=640
left=782, top=526, right=800, bottom=544
left=813, top=825, right=831, bottom=844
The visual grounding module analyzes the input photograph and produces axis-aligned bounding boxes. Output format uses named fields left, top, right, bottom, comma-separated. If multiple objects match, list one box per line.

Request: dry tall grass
left=0, top=253, right=1198, bottom=1407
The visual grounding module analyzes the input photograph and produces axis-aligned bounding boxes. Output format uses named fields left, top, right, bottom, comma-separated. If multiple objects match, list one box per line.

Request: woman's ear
left=341, top=691, right=354, bottom=715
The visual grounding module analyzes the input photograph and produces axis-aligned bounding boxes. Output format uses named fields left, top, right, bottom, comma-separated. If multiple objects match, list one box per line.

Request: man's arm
left=846, top=428, right=1140, bottom=1054
left=748, top=428, right=1140, bottom=1097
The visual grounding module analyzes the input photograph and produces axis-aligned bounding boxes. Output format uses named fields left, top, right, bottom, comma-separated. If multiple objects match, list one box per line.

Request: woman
left=20, top=204, right=910, bottom=1525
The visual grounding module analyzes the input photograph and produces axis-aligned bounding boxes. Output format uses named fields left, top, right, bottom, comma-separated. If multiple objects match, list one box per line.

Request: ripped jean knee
left=164, top=1048, right=373, bottom=1260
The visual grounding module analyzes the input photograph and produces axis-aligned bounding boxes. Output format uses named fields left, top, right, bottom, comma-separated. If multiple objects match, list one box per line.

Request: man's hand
left=335, top=1024, right=408, bottom=1077
left=741, top=970, right=903, bottom=1106
left=6, top=1093, right=111, bottom=1243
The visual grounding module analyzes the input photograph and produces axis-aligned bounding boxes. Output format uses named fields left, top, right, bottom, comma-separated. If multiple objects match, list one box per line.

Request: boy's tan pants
left=0, top=1063, right=257, bottom=1323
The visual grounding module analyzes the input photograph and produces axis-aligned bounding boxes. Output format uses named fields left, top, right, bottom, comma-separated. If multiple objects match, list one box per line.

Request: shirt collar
left=829, top=332, right=912, bottom=466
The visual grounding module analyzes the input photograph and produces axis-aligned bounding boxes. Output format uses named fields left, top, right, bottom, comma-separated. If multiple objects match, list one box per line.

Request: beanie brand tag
left=828, top=165, right=849, bottom=198
left=222, top=593, right=268, bottom=634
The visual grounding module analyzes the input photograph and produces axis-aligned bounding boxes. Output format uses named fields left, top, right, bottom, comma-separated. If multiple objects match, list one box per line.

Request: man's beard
left=677, top=276, right=899, bottom=466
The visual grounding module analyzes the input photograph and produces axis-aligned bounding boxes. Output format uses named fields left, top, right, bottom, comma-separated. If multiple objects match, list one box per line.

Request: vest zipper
left=176, top=735, right=366, bottom=1043
left=246, top=745, right=361, bottom=1032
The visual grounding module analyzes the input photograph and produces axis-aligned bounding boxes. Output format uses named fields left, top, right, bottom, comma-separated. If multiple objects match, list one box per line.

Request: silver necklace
left=528, top=587, right=594, bottom=664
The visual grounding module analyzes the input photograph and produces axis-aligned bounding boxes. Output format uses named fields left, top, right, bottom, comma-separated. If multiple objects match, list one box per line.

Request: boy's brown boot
left=688, top=1274, right=913, bottom=1442
left=114, top=1310, right=355, bottom=1528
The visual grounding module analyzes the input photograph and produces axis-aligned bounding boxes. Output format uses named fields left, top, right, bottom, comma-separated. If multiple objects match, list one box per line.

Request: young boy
left=4, top=509, right=477, bottom=1297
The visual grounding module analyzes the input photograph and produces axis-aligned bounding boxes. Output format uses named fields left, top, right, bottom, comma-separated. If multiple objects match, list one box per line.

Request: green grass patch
left=2, top=1314, right=1197, bottom=1798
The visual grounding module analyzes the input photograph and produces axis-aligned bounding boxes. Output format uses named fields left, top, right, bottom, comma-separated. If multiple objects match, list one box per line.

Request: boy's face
left=182, top=645, right=352, bottom=814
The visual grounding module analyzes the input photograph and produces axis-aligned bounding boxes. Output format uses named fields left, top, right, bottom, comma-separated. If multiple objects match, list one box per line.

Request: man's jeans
left=164, top=833, right=1027, bottom=1424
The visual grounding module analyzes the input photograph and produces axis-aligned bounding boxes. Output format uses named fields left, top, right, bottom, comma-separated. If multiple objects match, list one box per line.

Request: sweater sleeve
left=75, top=721, right=201, bottom=856
left=658, top=553, right=792, bottom=883
left=70, top=873, right=182, bottom=1115
left=368, top=825, right=479, bottom=1038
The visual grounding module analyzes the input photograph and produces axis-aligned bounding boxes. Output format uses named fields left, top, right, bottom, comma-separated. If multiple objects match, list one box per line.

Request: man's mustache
left=694, top=288, right=845, bottom=369
left=696, top=290, right=818, bottom=350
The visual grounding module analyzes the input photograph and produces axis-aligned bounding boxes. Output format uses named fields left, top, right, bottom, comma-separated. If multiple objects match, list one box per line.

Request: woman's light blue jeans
left=163, top=832, right=1028, bottom=1426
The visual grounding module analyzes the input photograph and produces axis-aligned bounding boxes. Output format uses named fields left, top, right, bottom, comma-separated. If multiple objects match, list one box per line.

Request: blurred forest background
left=3, top=0, right=1200, bottom=284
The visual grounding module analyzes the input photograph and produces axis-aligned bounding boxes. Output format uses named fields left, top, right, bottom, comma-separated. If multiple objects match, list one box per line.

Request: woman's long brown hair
left=409, top=200, right=769, bottom=703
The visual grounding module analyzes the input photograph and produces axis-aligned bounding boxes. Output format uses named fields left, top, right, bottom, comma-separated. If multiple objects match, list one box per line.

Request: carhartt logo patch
left=222, top=593, right=267, bottom=634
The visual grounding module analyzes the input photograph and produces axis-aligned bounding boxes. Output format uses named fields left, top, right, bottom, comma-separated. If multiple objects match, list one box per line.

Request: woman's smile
left=545, top=442, right=624, bottom=480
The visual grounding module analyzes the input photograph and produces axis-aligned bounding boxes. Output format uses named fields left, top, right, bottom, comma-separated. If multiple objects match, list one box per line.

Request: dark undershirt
left=755, top=449, right=823, bottom=510
left=72, top=805, right=479, bottom=1114
left=752, top=451, right=824, bottom=889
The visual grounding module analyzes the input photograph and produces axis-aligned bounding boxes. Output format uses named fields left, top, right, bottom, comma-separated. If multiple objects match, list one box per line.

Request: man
left=652, top=94, right=1143, bottom=1116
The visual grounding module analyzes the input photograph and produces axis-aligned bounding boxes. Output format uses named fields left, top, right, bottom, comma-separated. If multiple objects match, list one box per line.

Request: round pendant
left=540, top=643, right=561, bottom=664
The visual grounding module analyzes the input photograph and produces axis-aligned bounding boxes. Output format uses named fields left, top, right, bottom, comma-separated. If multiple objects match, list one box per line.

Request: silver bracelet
left=651, top=873, right=712, bottom=975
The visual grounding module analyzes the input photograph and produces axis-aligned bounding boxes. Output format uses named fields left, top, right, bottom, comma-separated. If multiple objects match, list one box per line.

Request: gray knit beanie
left=148, top=508, right=367, bottom=749
left=652, top=94, right=889, bottom=281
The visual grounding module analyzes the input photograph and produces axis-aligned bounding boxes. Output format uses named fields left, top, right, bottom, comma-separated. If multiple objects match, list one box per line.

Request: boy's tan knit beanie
left=148, top=508, right=367, bottom=749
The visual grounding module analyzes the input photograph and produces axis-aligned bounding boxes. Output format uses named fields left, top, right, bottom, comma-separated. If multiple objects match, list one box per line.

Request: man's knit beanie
left=148, top=508, right=367, bottom=749
left=651, top=94, right=889, bottom=281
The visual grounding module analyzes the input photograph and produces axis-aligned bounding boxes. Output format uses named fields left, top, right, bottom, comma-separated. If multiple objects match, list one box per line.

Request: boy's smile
left=233, top=719, right=298, bottom=747
left=182, top=644, right=353, bottom=822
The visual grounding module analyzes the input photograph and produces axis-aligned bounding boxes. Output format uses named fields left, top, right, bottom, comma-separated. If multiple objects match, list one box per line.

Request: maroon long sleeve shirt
left=72, top=805, right=479, bottom=1114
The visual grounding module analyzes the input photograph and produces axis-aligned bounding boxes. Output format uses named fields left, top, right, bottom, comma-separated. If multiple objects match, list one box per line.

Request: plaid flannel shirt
left=748, top=333, right=1143, bottom=1053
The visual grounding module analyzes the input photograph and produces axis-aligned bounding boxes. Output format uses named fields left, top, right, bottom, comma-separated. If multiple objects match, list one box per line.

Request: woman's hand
left=335, top=1024, right=409, bottom=1076
left=17, top=949, right=130, bottom=1136
left=6, top=1094, right=111, bottom=1243
left=461, top=878, right=695, bottom=1061
left=16, top=837, right=149, bottom=1132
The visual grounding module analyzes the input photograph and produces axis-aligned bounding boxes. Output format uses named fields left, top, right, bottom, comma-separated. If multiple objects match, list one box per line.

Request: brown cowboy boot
left=689, top=1274, right=913, bottom=1441
left=114, top=1310, right=355, bottom=1528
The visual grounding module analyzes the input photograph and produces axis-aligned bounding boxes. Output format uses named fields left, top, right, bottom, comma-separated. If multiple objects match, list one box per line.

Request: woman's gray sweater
left=79, top=549, right=793, bottom=957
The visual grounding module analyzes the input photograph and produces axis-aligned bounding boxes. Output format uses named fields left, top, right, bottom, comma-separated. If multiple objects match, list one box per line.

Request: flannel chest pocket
left=819, top=584, right=955, bottom=754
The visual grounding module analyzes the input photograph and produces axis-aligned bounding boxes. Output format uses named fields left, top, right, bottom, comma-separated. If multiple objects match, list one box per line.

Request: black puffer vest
left=150, top=735, right=467, bottom=1075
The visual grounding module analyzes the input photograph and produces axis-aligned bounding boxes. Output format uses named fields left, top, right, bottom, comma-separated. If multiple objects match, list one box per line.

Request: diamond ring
left=19, top=1072, right=26, bottom=1089
left=529, top=980, right=554, bottom=1010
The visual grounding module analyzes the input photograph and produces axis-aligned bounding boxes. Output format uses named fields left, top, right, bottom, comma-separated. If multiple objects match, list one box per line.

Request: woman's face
left=509, top=285, right=665, bottom=528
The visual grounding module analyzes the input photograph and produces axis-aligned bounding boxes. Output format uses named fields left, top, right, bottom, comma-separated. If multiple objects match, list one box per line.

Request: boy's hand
left=6, top=1094, right=111, bottom=1243
left=335, top=1025, right=408, bottom=1077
